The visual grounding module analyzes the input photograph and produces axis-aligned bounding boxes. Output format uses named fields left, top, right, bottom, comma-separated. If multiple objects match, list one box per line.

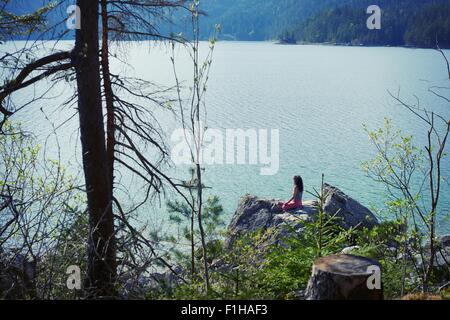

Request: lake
left=8, top=41, right=450, bottom=233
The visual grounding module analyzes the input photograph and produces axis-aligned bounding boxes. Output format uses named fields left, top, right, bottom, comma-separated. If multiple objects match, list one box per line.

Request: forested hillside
left=197, top=0, right=350, bottom=40
left=5, top=0, right=450, bottom=47
left=283, top=0, right=450, bottom=47
left=197, top=0, right=450, bottom=47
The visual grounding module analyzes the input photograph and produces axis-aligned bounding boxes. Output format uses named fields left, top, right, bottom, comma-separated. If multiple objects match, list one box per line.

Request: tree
left=73, top=0, right=116, bottom=298
left=0, top=0, right=190, bottom=298
left=363, top=49, right=450, bottom=291
left=169, top=0, right=220, bottom=294
left=0, top=0, right=54, bottom=42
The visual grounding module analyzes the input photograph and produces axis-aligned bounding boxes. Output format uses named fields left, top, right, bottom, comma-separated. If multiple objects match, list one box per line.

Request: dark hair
left=293, top=176, right=304, bottom=192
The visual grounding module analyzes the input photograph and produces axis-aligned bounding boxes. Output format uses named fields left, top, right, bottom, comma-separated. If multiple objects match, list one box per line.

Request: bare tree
left=0, top=0, right=213, bottom=298
left=170, top=0, right=219, bottom=294
left=0, top=0, right=187, bottom=297
left=388, top=53, right=450, bottom=289
left=364, top=48, right=450, bottom=292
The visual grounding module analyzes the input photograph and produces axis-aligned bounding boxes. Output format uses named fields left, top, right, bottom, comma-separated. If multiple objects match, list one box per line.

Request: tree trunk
left=74, top=0, right=116, bottom=298
left=190, top=207, right=195, bottom=276
left=305, top=254, right=383, bottom=300
left=100, top=0, right=115, bottom=197
left=196, top=163, right=210, bottom=293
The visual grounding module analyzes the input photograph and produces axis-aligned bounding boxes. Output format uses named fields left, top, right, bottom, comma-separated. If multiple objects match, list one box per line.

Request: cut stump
left=305, top=254, right=383, bottom=300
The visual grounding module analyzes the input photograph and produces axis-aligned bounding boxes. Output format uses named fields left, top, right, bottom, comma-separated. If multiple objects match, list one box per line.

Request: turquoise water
left=7, top=41, right=450, bottom=233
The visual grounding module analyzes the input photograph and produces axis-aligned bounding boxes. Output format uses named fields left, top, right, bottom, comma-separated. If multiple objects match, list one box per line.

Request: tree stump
left=305, top=254, right=383, bottom=300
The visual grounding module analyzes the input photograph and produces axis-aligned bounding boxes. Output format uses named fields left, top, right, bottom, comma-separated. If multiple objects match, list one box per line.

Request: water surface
left=8, top=41, right=450, bottom=233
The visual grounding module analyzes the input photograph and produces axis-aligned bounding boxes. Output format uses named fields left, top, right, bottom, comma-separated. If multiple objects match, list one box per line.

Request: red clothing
left=282, top=199, right=302, bottom=211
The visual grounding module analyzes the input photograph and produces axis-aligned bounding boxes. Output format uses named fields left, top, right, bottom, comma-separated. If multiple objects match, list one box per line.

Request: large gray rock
left=322, top=184, right=378, bottom=230
left=226, top=184, right=379, bottom=248
left=227, top=196, right=317, bottom=234
left=120, top=265, right=186, bottom=299
left=226, top=196, right=318, bottom=248
left=419, top=234, right=450, bottom=270
left=436, top=235, right=450, bottom=268
left=439, top=235, right=450, bottom=248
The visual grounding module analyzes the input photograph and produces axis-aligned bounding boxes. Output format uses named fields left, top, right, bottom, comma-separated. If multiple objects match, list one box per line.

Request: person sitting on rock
left=280, top=175, right=303, bottom=211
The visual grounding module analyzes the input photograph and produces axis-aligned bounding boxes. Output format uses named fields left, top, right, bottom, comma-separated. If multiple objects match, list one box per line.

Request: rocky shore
left=2, top=184, right=449, bottom=299
left=226, top=184, right=379, bottom=250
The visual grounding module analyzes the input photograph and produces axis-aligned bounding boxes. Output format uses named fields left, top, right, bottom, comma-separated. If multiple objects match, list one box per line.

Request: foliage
left=167, top=195, right=226, bottom=262
left=0, top=0, right=55, bottom=41
left=163, top=198, right=447, bottom=300
left=166, top=204, right=355, bottom=300
left=247, top=212, right=353, bottom=299
left=0, top=121, right=86, bottom=299
left=362, top=89, right=450, bottom=292
left=350, top=221, right=417, bottom=298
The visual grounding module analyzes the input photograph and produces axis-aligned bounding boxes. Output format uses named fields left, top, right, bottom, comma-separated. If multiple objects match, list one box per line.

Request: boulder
left=226, top=184, right=379, bottom=249
left=120, top=265, right=186, bottom=299
left=437, top=235, right=450, bottom=270
left=226, top=196, right=318, bottom=248
left=405, top=235, right=450, bottom=287
left=322, top=184, right=378, bottom=230
left=439, top=235, right=450, bottom=248
left=419, top=234, right=450, bottom=270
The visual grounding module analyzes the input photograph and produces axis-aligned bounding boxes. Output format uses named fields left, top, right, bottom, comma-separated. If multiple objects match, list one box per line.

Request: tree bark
left=305, top=254, right=383, bottom=300
left=74, top=0, right=116, bottom=298
left=100, top=0, right=115, bottom=197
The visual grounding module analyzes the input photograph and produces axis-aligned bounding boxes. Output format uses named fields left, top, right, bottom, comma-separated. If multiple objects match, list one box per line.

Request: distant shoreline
left=274, top=40, right=449, bottom=50
left=4, top=39, right=449, bottom=50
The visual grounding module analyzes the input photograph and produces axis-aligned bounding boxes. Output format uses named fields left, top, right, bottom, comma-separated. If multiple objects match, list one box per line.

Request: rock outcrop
left=439, top=235, right=450, bottom=248
left=226, top=184, right=379, bottom=248
left=322, top=184, right=378, bottom=230
left=146, top=185, right=382, bottom=298
left=434, top=235, right=450, bottom=270
left=416, top=234, right=450, bottom=279
left=226, top=197, right=317, bottom=247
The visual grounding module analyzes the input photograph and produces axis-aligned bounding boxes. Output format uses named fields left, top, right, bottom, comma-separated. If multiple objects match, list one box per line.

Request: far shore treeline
left=5, top=0, right=450, bottom=48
